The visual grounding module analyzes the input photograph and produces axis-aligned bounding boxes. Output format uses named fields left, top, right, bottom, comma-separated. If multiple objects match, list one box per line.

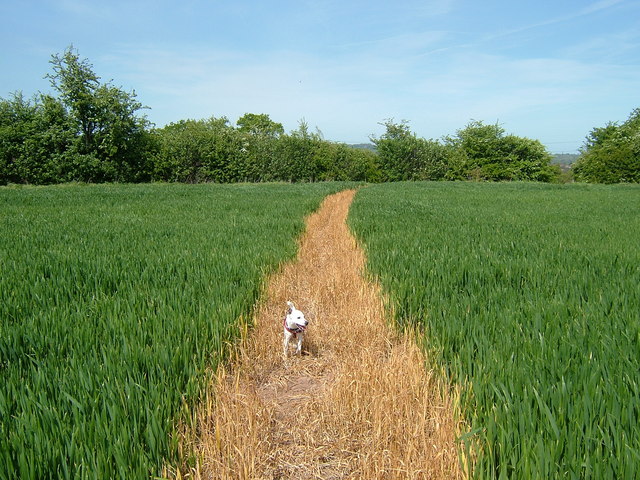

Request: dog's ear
left=286, top=300, right=294, bottom=314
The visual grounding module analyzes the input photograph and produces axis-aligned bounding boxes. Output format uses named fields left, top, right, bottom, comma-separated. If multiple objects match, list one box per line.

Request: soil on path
left=183, top=189, right=463, bottom=479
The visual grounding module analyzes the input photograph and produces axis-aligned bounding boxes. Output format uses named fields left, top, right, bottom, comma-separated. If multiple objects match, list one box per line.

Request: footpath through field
left=182, top=189, right=462, bottom=479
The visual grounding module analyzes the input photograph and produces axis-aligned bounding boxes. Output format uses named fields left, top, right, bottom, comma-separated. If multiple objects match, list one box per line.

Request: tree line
left=1, top=47, right=637, bottom=185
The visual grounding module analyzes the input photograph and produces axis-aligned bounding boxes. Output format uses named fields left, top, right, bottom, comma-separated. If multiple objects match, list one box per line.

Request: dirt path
left=183, top=190, right=463, bottom=479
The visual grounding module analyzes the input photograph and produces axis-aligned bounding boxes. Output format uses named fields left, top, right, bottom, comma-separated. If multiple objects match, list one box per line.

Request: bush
left=0, top=93, right=76, bottom=184
left=150, top=117, right=241, bottom=183
left=574, top=108, right=640, bottom=183
left=444, top=121, right=558, bottom=182
left=371, top=120, right=448, bottom=181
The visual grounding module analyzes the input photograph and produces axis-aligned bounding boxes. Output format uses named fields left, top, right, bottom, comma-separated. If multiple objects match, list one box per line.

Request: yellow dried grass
left=176, top=189, right=464, bottom=479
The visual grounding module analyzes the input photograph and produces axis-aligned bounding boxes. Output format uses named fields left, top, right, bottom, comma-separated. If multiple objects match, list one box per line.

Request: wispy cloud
left=50, top=0, right=116, bottom=19
left=107, top=38, right=635, bottom=148
left=455, top=0, right=628, bottom=50
left=336, top=30, right=449, bottom=57
left=581, top=0, right=625, bottom=15
left=560, top=28, right=640, bottom=62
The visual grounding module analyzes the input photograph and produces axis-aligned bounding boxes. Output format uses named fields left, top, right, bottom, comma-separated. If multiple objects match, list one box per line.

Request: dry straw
left=175, top=190, right=464, bottom=479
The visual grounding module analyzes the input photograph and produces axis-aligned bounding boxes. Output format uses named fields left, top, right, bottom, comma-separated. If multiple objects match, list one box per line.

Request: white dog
left=283, top=301, right=308, bottom=358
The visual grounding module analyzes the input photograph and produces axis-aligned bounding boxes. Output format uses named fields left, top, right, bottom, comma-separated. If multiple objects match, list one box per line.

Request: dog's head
left=286, top=301, right=308, bottom=330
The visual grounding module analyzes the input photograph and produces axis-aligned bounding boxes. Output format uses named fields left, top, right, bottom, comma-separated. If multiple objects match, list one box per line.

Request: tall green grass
left=0, top=182, right=347, bottom=479
left=349, top=182, right=640, bottom=479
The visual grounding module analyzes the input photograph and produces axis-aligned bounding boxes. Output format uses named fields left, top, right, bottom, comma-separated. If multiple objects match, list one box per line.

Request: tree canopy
left=573, top=108, right=640, bottom=183
left=236, top=113, right=284, bottom=138
left=444, top=120, right=558, bottom=182
left=371, top=119, right=448, bottom=181
left=371, top=119, right=558, bottom=182
left=0, top=46, right=151, bottom=183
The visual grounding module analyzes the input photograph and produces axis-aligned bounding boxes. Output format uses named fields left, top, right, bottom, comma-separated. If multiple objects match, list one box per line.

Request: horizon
left=2, top=1, right=639, bottom=154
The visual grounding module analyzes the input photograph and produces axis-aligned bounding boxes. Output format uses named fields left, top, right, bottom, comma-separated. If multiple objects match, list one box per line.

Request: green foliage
left=0, top=92, right=83, bottom=185
left=574, top=108, right=640, bottom=183
left=150, top=117, right=240, bottom=182
left=371, top=119, right=448, bottom=181
left=444, top=120, right=559, bottom=181
left=0, top=182, right=348, bottom=479
left=1, top=45, right=582, bottom=186
left=370, top=119, right=558, bottom=182
left=314, top=142, right=380, bottom=182
left=46, top=48, right=100, bottom=153
left=0, top=47, right=151, bottom=184
left=349, top=182, right=640, bottom=478
left=150, top=117, right=379, bottom=183
left=236, top=112, right=284, bottom=138
left=46, top=46, right=152, bottom=182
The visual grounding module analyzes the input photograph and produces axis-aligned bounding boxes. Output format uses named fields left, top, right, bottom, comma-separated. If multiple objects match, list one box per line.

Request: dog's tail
left=286, top=300, right=295, bottom=313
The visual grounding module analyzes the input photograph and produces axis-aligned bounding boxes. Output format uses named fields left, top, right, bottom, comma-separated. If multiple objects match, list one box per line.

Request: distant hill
left=348, top=143, right=377, bottom=151
left=347, top=146, right=581, bottom=168
left=551, top=153, right=579, bottom=166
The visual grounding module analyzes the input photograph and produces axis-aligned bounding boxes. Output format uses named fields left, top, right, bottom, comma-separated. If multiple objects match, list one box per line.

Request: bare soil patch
left=178, top=189, right=463, bottom=479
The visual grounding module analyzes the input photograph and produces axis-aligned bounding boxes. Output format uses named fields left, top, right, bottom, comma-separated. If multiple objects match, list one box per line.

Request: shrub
left=574, top=108, right=640, bottom=183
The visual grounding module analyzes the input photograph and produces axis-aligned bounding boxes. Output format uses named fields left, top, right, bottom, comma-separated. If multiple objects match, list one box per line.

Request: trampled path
left=182, top=190, right=463, bottom=479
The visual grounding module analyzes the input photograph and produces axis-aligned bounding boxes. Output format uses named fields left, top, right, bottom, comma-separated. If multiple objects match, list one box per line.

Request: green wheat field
left=1, top=181, right=639, bottom=479
left=0, top=182, right=346, bottom=479
left=349, top=182, right=640, bottom=479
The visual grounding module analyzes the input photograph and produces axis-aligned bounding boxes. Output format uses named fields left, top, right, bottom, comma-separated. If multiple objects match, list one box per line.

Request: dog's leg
left=296, top=334, right=303, bottom=355
left=283, top=332, right=289, bottom=358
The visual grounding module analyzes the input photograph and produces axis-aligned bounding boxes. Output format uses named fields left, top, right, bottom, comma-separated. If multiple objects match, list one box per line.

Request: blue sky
left=1, top=0, right=639, bottom=152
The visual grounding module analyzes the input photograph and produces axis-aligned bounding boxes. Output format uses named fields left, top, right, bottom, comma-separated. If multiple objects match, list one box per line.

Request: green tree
left=0, top=92, right=76, bottom=184
left=233, top=113, right=284, bottom=181
left=47, top=48, right=100, bottom=154
left=46, top=46, right=151, bottom=181
left=236, top=113, right=284, bottom=138
left=574, top=108, right=640, bottom=183
left=444, top=120, right=558, bottom=181
left=274, top=120, right=318, bottom=181
left=371, top=119, right=448, bottom=181
left=317, top=143, right=380, bottom=182
left=151, top=117, right=241, bottom=182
